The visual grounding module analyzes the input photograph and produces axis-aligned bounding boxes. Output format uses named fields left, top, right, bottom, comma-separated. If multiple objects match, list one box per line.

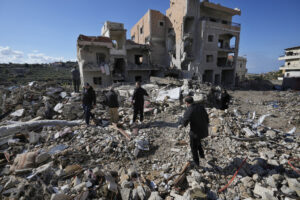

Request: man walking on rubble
left=220, top=89, right=231, bottom=110
left=131, top=81, right=148, bottom=124
left=71, top=66, right=80, bottom=93
left=105, top=86, right=119, bottom=124
left=179, top=96, right=209, bottom=167
left=82, top=83, right=96, bottom=125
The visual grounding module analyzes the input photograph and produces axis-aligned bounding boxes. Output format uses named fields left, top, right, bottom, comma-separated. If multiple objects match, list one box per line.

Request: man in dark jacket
left=82, top=83, right=96, bottom=125
left=71, top=67, right=80, bottom=93
left=220, top=90, right=230, bottom=110
left=180, top=96, right=209, bottom=166
left=132, top=81, right=148, bottom=124
left=105, top=86, right=119, bottom=123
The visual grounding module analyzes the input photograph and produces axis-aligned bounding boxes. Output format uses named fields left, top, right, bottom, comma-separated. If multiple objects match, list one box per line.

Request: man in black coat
left=82, top=83, right=96, bottom=125
left=105, top=86, right=119, bottom=123
left=132, top=81, right=148, bottom=124
left=180, top=96, right=209, bottom=166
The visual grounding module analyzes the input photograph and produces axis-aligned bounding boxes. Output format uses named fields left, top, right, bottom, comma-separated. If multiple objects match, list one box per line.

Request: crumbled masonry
left=0, top=80, right=299, bottom=200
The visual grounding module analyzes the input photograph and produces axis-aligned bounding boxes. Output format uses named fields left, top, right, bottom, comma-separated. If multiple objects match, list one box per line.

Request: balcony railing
left=200, top=16, right=241, bottom=28
left=218, top=45, right=235, bottom=51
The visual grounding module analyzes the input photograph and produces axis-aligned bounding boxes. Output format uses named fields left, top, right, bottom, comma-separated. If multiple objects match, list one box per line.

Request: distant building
left=235, top=56, right=247, bottom=81
left=278, top=46, right=300, bottom=90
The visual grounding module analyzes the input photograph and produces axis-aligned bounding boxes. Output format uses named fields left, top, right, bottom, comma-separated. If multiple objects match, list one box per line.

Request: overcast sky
left=0, top=0, right=299, bottom=73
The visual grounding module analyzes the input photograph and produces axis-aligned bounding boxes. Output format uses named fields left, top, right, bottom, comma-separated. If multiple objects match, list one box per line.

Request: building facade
left=77, top=21, right=161, bottom=88
left=131, top=0, right=242, bottom=86
left=278, top=46, right=300, bottom=90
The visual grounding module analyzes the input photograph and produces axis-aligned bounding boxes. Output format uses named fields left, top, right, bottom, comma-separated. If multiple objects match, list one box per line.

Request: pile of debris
left=0, top=79, right=299, bottom=200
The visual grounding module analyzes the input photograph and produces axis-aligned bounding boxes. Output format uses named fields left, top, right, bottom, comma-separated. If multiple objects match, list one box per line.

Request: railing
left=218, top=45, right=235, bottom=51
left=200, top=16, right=241, bottom=28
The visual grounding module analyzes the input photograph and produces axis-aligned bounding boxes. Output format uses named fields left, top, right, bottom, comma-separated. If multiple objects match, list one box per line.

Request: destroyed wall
left=77, top=37, right=113, bottom=88
left=131, top=11, right=151, bottom=44
left=166, top=0, right=188, bottom=70
left=131, top=10, right=169, bottom=67
left=126, top=48, right=152, bottom=82
left=128, top=0, right=242, bottom=85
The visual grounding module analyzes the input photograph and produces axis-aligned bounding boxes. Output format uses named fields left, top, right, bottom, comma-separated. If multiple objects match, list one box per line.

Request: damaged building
left=78, top=0, right=243, bottom=88
left=77, top=21, right=161, bottom=88
left=278, top=45, right=300, bottom=90
left=131, top=0, right=242, bottom=86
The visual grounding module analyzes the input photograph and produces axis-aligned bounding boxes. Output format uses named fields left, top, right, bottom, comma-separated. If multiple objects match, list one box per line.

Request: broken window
left=140, top=26, right=144, bottom=34
left=159, top=21, right=164, bottom=27
left=184, top=17, right=194, bottom=33
left=93, top=77, right=102, bottom=85
left=206, top=55, right=213, bottom=63
left=112, top=40, right=117, bottom=48
left=222, top=20, right=228, bottom=25
left=209, top=18, right=217, bottom=22
left=218, top=40, right=224, bottom=48
left=96, top=53, right=106, bottom=64
left=135, top=55, right=143, bottom=65
left=208, top=35, right=214, bottom=42
left=288, top=62, right=290, bottom=65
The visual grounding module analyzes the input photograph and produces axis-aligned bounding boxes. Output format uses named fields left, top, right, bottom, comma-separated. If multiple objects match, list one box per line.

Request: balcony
left=278, top=54, right=300, bottom=61
left=201, top=17, right=240, bottom=31
left=218, top=45, right=235, bottom=52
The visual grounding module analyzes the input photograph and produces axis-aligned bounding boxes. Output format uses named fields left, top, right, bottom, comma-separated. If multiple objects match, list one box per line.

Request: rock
left=265, top=130, right=276, bottom=138
left=10, top=109, right=25, bottom=117
left=120, top=188, right=132, bottom=200
left=286, top=178, right=300, bottom=196
left=35, top=152, right=51, bottom=165
left=74, top=182, right=86, bottom=192
left=266, top=176, right=277, bottom=188
left=241, top=176, right=255, bottom=188
left=28, top=132, right=40, bottom=144
left=10, top=152, right=37, bottom=172
left=148, top=191, right=163, bottom=200
left=243, top=128, right=255, bottom=138
left=253, top=184, right=277, bottom=200
left=4, top=176, right=19, bottom=189
left=54, top=103, right=64, bottom=113
left=281, top=185, right=295, bottom=196
left=50, top=193, right=72, bottom=200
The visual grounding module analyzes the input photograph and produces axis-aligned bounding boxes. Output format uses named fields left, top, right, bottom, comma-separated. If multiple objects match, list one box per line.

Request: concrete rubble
left=0, top=80, right=299, bottom=200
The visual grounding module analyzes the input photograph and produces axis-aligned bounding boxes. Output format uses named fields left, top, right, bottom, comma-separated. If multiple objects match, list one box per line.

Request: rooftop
left=285, top=45, right=300, bottom=51
left=201, top=1, right=241, bottom=16
left=77, top=34, right=112, bottom=43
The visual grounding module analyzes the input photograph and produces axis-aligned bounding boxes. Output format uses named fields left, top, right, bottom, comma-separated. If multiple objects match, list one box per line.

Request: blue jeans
left=83, top=105, right=94, bottom=125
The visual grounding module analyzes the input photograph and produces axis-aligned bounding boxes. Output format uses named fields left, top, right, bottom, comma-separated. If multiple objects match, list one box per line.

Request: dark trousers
left=83, top=105, right=94, bottom=125
left=133, top=104, right=144, bottom=122
left=190, top=135, right=205, bottom=165
left=73, top=79, right=80, bottom=93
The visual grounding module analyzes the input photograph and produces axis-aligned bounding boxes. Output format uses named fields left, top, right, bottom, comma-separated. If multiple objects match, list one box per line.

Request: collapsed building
left=77, top=22, right=162, bottom=88
left=131, top=0, right=242, bottom=85
left=77, top=0, right=243, bottom=88
left=278, top=45, right=300, bottom=90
